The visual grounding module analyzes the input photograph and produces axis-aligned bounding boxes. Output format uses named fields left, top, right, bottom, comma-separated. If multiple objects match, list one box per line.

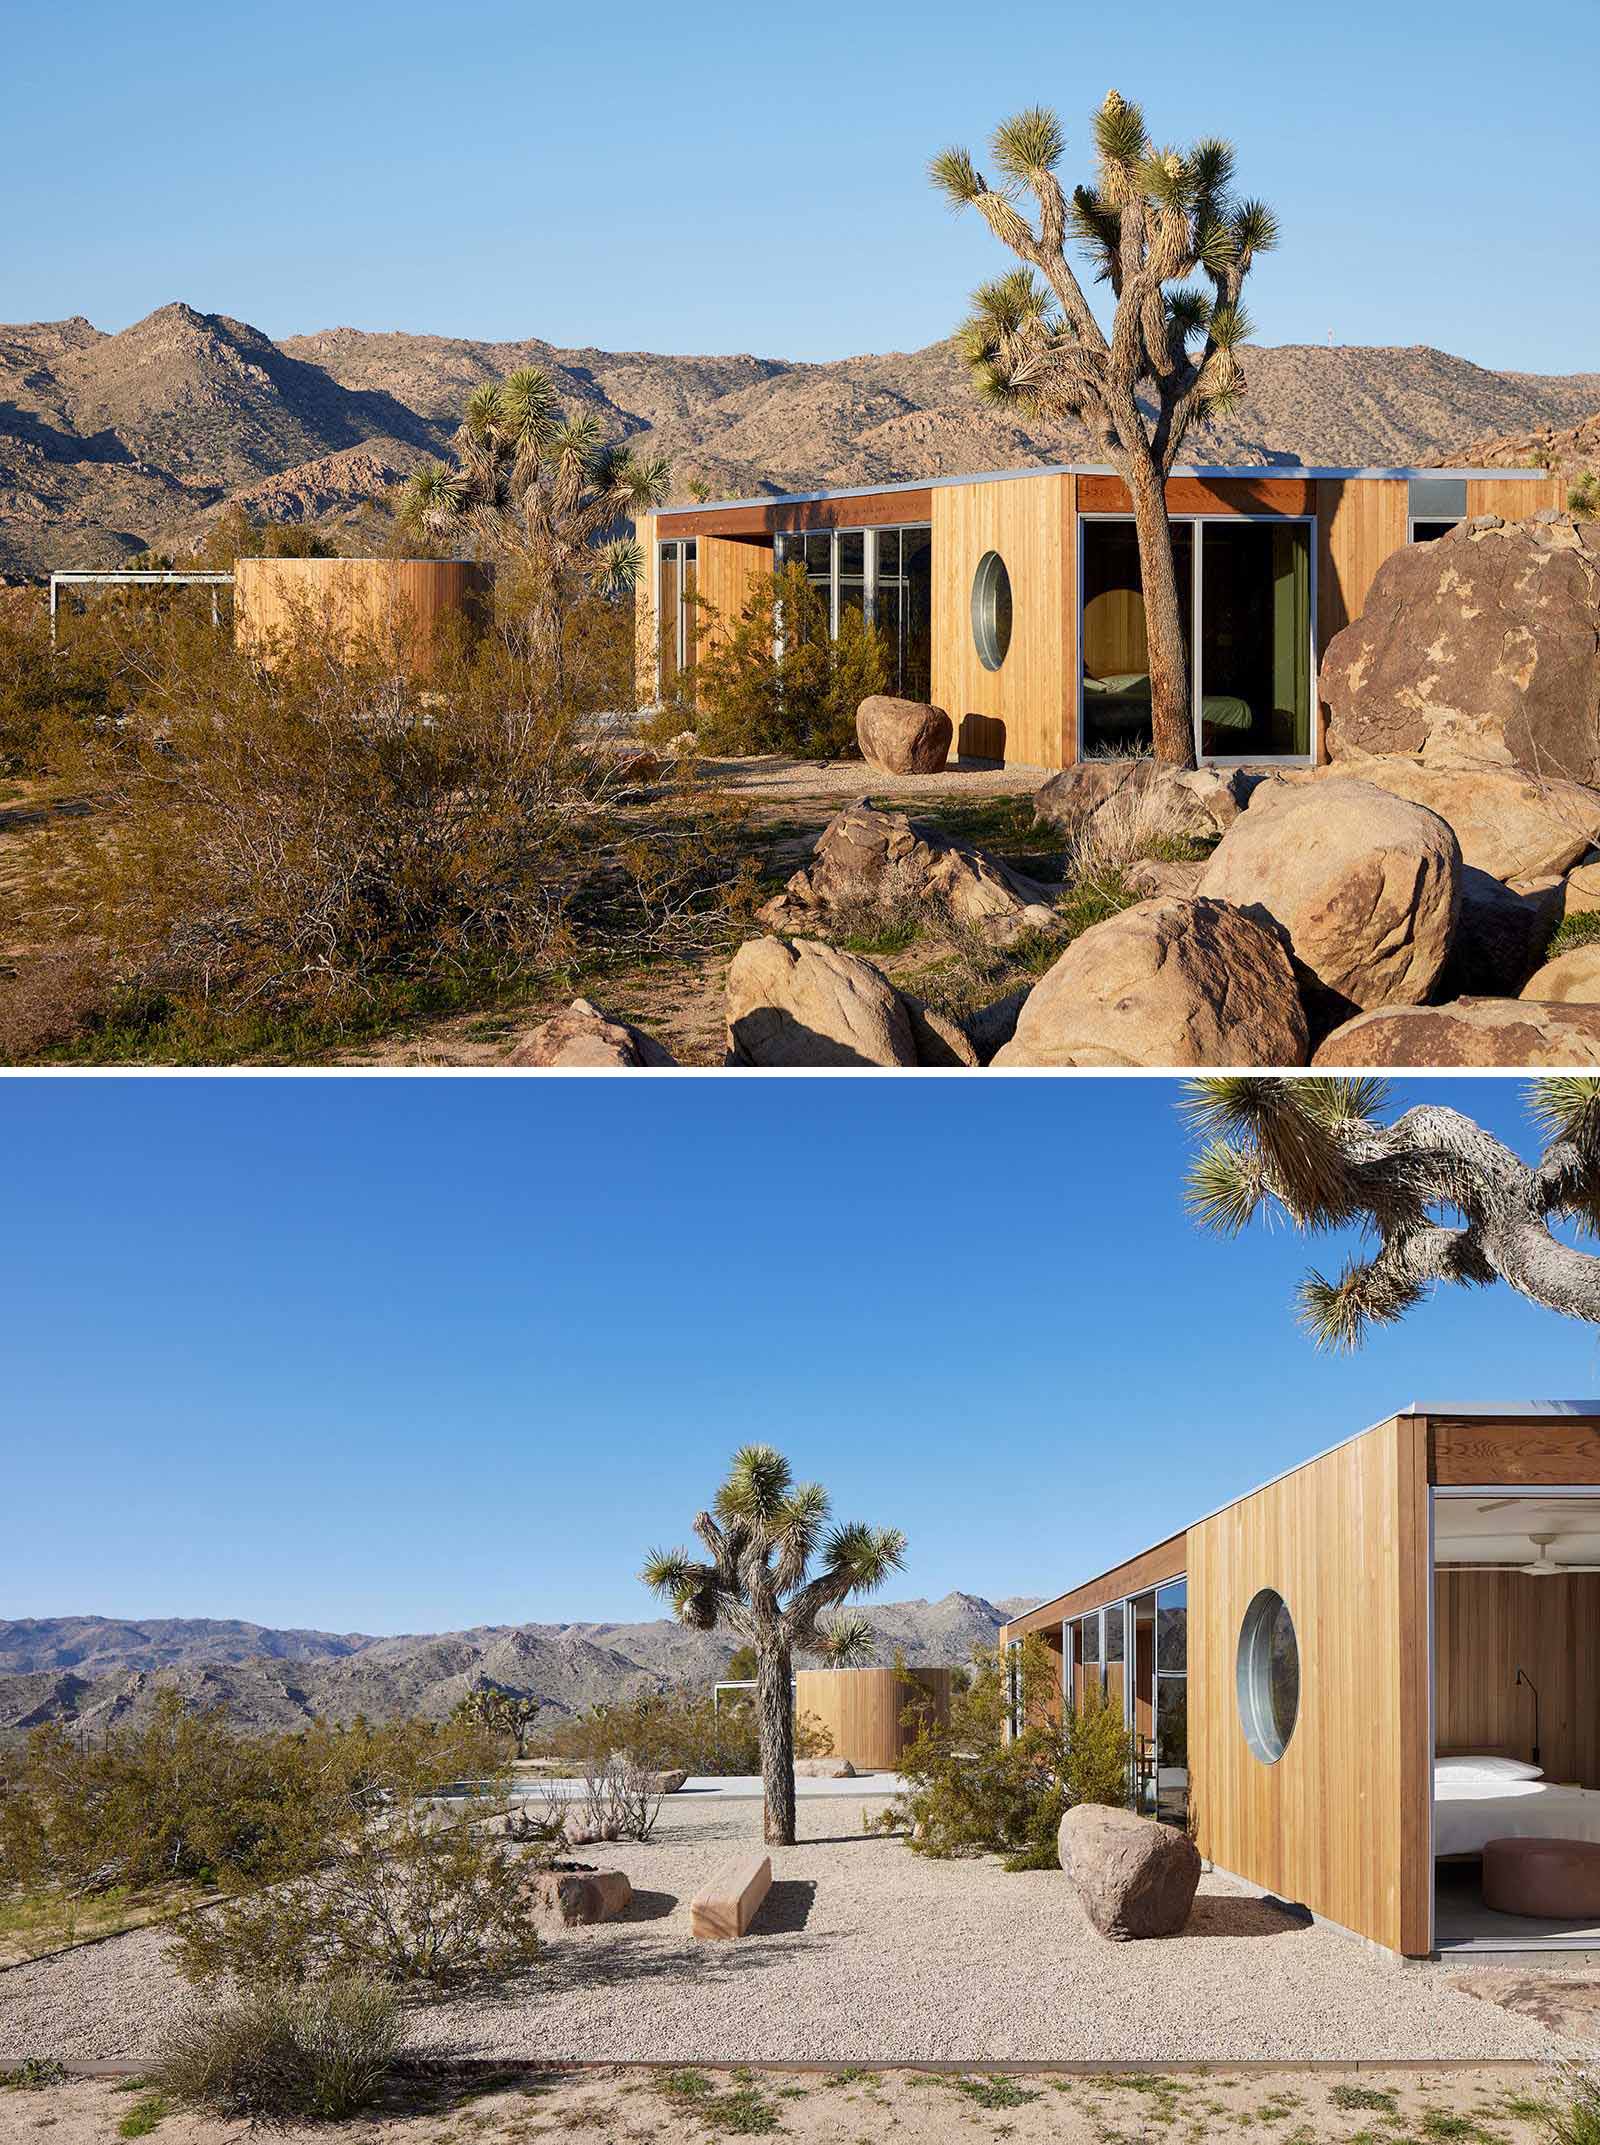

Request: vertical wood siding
left=792, top=1667, right=952, bottom=1772
left=234, top=557, right=492, bottom=677
left=1187, top=1415, right=1432, bottom=1954
left=1466, top=473, right=1568, bottom=519
left=635, top=513, right=659, bottom=705
left=696, top=534, right=772, bottom=654
left=931, top=472, right=1075, bottom=769
left=1313, top=478, right=1407, bottom=760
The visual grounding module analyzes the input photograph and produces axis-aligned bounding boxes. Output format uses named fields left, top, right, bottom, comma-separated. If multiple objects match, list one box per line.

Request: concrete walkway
left=512, top=1772, right=908, bottom=1802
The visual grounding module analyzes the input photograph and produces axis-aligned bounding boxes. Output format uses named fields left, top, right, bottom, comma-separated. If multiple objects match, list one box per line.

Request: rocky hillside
left=1449, top=409, right=1600, bottom=491
left=4, top=299, right=1598, bottom=577
left=0, top=1593, right=1037, bottom=1741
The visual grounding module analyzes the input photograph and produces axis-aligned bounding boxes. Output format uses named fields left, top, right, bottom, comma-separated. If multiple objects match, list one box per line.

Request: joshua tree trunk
left=1126, top=455, right=1195, bottom=769
left=757, top=1638, right=796, bottom=1847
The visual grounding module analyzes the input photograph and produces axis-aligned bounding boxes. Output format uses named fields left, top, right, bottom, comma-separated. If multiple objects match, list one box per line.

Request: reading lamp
left=1515, top=1666, right=1541, bottom=1768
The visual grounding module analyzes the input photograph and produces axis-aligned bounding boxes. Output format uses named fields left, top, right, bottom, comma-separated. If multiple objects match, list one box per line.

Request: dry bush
left=156, top=1975, right=402, bottom=2123
left=5, top=587, right=745, bottom=1057
left=529, top=1686, right=833, bottom=1780
left=692, top=566, right=885, bottom=760
left=578, top=1755, right=665, bottom=1842
left=1064, top=774, right=1208, bottom=892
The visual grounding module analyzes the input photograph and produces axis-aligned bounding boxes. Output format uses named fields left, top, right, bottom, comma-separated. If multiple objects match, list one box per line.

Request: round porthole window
left=971, top=549, right=1013, bottom=671
left=1236, top=1588, right=1299, bottom=1764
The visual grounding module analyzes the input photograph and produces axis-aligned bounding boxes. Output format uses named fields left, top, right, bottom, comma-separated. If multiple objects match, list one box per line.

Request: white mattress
left=1434, top=1770, right=1600, bottom=1857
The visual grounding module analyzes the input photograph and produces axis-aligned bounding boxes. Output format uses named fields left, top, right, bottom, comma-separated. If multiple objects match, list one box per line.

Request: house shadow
left=1183, top=1892, right=1312, bottom=1940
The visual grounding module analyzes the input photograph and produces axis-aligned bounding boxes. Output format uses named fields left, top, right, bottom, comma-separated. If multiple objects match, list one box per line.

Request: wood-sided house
left=638, top=464, right=1560, bottom=771
left=1000, top=1402, right=1600, bottom=1957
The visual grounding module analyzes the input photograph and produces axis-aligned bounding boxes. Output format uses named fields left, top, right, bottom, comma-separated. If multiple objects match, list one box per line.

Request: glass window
left=1198, top=522, right=1310, bottom=759
left=658, top=546, right=679, bottom=694
left=1236, top=1588, right=1299, bottom=1764
left=1104, top=1602, right=1124, bottom=1664
left=1081, top=521, right=1192, bottom=756
left=1156, top=1581, right=1187, bottom=1673
left=877, top=529, right=901, bottom=577
left=1409, top=477, right=1467, bottom=523
left=1082, top=1612, right=1101, bottom=1665
left=1156, top=1675, right=1188, bottom=1825
left=803, top=531, right=832, bottom=579
left=971, top=549, right=1013, bottom=671
left=837, top=531, right=864, bottom=579
left=901, top=527, right=932, bottom=701
left=1410, top=520, right=1457, bottom=544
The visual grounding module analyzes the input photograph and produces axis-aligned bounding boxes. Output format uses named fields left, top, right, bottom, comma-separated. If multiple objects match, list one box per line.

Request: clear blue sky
left=4, top=1076, right=1597, bottom=1636
left=5, top=0, right=1594, bottom=374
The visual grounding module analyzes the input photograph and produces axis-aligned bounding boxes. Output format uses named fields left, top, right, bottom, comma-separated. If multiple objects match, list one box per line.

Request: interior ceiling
left=1436, top=1496, right=1600, bottom=1569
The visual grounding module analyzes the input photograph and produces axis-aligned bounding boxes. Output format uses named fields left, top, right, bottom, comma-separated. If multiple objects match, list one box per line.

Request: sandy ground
left=0, top=1797, right=1586, bottom=2070
left=692, top=753, right=1044, bottom=810
left=0, top=2064, right=1569, bottom=2145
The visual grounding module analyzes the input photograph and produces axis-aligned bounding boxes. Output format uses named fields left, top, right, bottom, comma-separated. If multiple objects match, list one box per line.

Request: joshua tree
left=456, top=1684, right=541, bottom=1759
left=932, top=95, right=1277, bottom=768
left=397, top=368, right=669, bottom=691
left=641, top=1446, right=906, bottom=1845
left=1184, top=1077, right=1600, bottom=1347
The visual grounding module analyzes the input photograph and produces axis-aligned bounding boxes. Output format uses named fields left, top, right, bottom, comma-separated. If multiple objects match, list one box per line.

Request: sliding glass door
left=656, top=538, right=697, bottom=696
left=1079, top=518, right=1313, bottom=763
left=772, top=524, right=932, bottom=700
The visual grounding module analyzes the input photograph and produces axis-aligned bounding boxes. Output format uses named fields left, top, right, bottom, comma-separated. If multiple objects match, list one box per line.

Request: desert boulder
left=508, top=999, right=676, bottom=1068
left=855, top=696, right=953, bottom=775
left=991, top=897, right=1308, bottom=1068
left=1058, top=1804, right=1201, bottom=1941
left=761, top=802, right=1056, bottom=939
left=1314, top=999, right=1600, bottom=1066
left=1197, top=778, right=1460, bottom=1021
left=725, top=937, right=918, bottom=1067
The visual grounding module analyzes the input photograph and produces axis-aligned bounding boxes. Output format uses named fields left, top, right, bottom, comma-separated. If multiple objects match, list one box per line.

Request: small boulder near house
left=1058, top=1804, right=1201, bottom=1941
left=855, top=695, right=953, bottom=775
left=1320, top=513, right=1600, bottom=786
left=509, top=999, right=676, bottom=1068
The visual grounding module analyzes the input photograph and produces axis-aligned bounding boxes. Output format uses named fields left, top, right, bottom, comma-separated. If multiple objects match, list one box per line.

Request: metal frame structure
left=49, top=569, right=235, bottom=646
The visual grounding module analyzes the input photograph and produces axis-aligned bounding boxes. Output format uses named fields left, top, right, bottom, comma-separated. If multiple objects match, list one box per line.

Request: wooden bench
left=690, top=1852, right=772, bottom=1939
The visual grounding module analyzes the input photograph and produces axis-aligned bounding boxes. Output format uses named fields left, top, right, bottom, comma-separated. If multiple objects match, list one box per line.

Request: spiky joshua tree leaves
left=397, top=368, right=669, bottom=692
left=641, top=1446, right=906, bottom=1845
left=1183, top=1078, right=1600, bottom=1348
left=932, top=95, right=1278, bottom=767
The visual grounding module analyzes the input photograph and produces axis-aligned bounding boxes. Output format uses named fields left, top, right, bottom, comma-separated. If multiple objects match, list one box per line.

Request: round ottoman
left=1482, top=1836, right=1600, bottom=1919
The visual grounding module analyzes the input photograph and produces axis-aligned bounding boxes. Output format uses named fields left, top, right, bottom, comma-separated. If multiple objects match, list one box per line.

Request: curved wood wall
left=794, top=1667, right=952, bottom=1772
left=234, top=557, right=494, bottom=676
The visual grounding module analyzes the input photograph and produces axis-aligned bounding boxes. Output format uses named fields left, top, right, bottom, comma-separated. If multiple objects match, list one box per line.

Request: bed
left=1434, top=1754, right=1600, bottom=1858
left=1082, top=671, right=1256, bottom=744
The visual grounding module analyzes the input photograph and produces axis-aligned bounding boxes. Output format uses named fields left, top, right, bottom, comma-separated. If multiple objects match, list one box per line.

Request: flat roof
left=1000, top=1402, right=1600, bottom=1638
left=659, top=462, right=1551, bottom=518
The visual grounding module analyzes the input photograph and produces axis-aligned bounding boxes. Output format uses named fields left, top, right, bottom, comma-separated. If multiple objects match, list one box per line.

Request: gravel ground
left=0, top=1797, right=1582, bottom=2068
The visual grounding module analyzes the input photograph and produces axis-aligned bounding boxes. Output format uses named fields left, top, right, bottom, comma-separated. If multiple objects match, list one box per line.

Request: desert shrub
left=170, top=1721, right=529, bottom=1990
left=1546, top=2062, right=1600, bottom=2145
left=1568, top=473, right=1600, bottom=518
left=156, top=1975, right=402, bottom=2123
left=693, top=565, right=885, bottom=761
left=880, top=1637, right=1133, bottom=1869
left=5, top=594, right=745, bottom=1059
left=0, top=594, right=125, bottom=778
left=574, top=1754, right=665, bottom=1842
left=529, top=1685, right=832, bottom=1779
left=1063, top=776, right=1213, bottom=893
left=1546, top=909, right=1600, bottom=962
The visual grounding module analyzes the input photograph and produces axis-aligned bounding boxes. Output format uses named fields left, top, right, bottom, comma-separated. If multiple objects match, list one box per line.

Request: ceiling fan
left=1440, top=1531, right=1600, bottom=1576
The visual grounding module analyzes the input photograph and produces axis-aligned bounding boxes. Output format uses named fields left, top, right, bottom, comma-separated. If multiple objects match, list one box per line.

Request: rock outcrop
left=725, top=937, right=919, bottom=1067
left=1520, top=945, right=1600, bottom=1004
left=1058, top=1804, right=1201, bottom=1941
left=1314, top=999, right=1600, bottom=1066
left=1197, top=777, right=1460, bottom=1023
left=1321, top=514, right=1600, bottom=785
left=855, top=696, right=953, bottom=775
left=1033, top=761, right=1254, bottom=845
left=508, top=999, right=676, bottom=1068
left=1310, top=756, right=1600, bottom=881
left=992, top=897, right=1308, bottom=1068
left=761, top=802, right=1056, bottom=940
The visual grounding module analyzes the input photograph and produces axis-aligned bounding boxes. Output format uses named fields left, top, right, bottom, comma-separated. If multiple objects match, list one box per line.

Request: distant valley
left=0, top=1595, right=1039, bottom=1741
left=3, top=300, right=1598, bottom=578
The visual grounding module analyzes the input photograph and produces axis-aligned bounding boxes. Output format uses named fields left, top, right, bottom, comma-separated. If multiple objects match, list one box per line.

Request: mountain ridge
left=0, top=1595, right=1041, bottom=1740
left=4, top=300, right=1597, bottom=578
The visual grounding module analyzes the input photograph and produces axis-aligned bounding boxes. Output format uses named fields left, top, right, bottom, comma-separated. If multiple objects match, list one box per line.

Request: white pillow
left=1436, top=1754, right=1544, bottom=1783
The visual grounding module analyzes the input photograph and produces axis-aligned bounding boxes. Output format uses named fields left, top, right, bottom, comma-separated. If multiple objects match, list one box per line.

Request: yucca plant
left=396, top=368, right=669, bottom=696
left=642, top=1446, right=906, bottom=1844
left=931, top=95, right=1278, bottom=766
left=1182, top=1077, right=1600, bottom=1347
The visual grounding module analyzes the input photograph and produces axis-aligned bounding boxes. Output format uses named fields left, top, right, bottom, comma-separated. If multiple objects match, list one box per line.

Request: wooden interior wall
left=793, top=1668, right=952, bottom=1772
left=1313, top=478, right=1407, bottom=759
left=1466, top=474, right=1567, bottom=520
left=930, top=472, right=1074, bottom=769
left=1187, top=1414, right=1433, bottom=1954
left=1435, top=1569, right=1600, bottom=1786
left=234, top=557, right=492, bottom=676
left=635, top=514, right=658, bottom=705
